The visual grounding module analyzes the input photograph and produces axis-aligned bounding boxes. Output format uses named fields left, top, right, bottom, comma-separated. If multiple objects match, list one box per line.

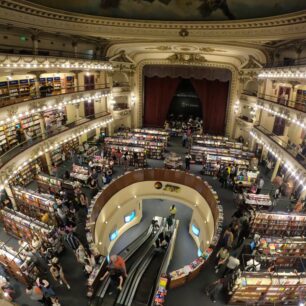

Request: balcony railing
left=0, top=111, right=110, bottom=168
left=0, top=83, right=110, bottom=108
left=242, top=91, right=306, bottom=114
left=264, top=57, right=306, bottom=68
left=254, top=125, right=306, bottom=169
left=0, top=47, right=108, bottom=61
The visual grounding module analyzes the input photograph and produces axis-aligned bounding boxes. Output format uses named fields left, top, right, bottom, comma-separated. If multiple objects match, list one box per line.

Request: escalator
left=128, top=249, right=166, bottom=306
left=92, top=217, right=165, bottom=306
left=120, top=220, right=179, bottom=306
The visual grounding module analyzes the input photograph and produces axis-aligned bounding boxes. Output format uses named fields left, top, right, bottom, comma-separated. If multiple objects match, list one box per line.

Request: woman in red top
left=110, top=255, right=127, bottom=277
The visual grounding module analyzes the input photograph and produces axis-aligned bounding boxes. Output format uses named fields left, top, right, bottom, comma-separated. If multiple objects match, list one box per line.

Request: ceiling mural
left=27, top=0, right=306, bottom=21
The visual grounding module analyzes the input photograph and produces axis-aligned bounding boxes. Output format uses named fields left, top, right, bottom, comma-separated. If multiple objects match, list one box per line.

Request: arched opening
left=244, top=79, right=258, bottom=96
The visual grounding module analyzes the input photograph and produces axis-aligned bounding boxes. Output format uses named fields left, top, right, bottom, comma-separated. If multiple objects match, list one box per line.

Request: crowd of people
left=164, top=116, right=203, bottom=135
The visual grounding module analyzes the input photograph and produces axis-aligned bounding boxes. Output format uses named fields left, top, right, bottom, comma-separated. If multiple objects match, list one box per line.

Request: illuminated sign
left=192, top=224, right=200, bottom=237
left=109, top=229, right=118, bottom=241
left=124, top=210, right=136, bottom=223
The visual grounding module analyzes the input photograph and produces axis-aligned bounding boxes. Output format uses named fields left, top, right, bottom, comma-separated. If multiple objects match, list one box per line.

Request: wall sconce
left=234, top=100, right=240, bottom=114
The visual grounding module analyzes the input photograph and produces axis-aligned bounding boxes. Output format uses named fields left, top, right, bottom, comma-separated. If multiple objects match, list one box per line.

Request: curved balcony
left=0, top=111, right=111, bottom=169
left=265, top=56, right=306, bottom=69
left=254, top=125, right=306, bottom=170
left=0, top=48, right=108, bottom=61
left=242, top=91, right=306, bottom=118
left=0, top=83, right=110, bottom=108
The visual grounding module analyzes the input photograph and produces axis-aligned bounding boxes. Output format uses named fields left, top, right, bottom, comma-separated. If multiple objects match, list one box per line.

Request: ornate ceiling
left=26, top=0, right=306, bottom=21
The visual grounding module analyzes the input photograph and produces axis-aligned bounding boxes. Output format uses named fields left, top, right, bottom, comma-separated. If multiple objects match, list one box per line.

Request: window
left=124, top=210, right=136, bottom=223
left=109, top=229, right=118, bottom=241
left=191, top=224, right=200, bottom=236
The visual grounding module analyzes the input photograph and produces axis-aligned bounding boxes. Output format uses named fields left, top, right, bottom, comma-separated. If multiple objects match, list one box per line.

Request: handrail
left=0, top=83, right=110, bottom=108
left=0, top=49, right=108, bottom=61
left=254, top=125, right=306, bottom=169
left=90, top=169, right=219, bottom=233
left=242, top=91, right=306, bottom=114
left=0, top=111, right=110, bottom=168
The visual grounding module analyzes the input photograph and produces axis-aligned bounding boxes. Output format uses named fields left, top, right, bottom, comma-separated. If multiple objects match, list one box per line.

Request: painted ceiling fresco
left=27, top=0, right=306, bottom=21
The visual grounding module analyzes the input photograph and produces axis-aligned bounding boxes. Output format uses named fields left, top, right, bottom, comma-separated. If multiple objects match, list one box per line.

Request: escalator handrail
left=125, top=248, right=157, bottom=306
left=116, top=219, right=166, bottom=305
left=91, top=224, right=154, bottom=304
left=125, top=223, right=177, bottom=306
left=149, top=220, right=179, bottom=306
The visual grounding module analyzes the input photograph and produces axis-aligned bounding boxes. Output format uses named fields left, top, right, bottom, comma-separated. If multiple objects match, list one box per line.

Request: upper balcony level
left=0, top=53, right=112, bottom=72
left=241, top=92, right=306, bottom=126
left=265, top=57, right=306, bottom=69
left=253, top=125, right=306, bottom=173
left=0, top=46, right=107, bottom=61
left=0, top=81, right=110, bottom=109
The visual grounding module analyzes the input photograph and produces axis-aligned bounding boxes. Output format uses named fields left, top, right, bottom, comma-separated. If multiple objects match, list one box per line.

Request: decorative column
left=4, top=185, right=17, bottom=209
left=70, top=70, right=81, bottom=92
left=44, top=151, right=52, bottom=174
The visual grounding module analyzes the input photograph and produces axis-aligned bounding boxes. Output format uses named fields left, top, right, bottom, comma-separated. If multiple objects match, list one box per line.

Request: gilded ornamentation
left=199, top=47, right=226, bottom=53
left=145, top=46, right=172, bottom=51
left=167, top=53, right=207, bottom=64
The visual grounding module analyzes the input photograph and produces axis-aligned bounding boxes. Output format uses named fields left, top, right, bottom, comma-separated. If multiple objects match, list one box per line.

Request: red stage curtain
left=144, top=76, right=181, bottom=127
left=191, top=79, right=229, bottom=135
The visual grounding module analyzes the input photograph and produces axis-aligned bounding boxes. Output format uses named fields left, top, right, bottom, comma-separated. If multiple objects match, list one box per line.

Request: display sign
left=197, top=248, right=203, bottom=257
left=163, top=184, right=180, bottom=193
left=109, top=229, right=118, bottom=241
left=124, top=210, right=136, bottom=223
left=191, top=224, right=200, bottom=237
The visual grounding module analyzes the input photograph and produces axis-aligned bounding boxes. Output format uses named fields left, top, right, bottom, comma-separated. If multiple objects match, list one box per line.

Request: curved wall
left=89, top=169, right=219, bottom=256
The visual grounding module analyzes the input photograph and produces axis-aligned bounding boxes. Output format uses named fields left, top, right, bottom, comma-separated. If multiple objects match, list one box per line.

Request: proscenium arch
left=89, top=169, right=220, bottom=256
left=134, top=60, right=239, bottom=136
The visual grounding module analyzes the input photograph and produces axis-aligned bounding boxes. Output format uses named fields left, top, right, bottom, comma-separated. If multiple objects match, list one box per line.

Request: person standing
left=49, top=258, right=70, bottom=290
left=185, top=152, right=192, bottom=171
left=169, top=204, right=177, bottom=218
left=214, top=247, right=229, bottom=273
left=256, top=177, right=264, bottom=194
left=205, top=278, right=225, bottom=303
left=182, top=133, right=187, bottom=147
left=223, top=254, right=240, bottom=276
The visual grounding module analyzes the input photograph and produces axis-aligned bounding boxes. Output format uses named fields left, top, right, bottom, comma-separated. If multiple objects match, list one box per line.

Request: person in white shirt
left=256, top=177, right=264, bottom=194
left=223, top=255, right=240, bottom=276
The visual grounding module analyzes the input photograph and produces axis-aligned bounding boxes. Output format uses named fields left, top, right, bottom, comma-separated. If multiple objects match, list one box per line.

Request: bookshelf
left=20, top=113, right=41, bottom=138
left=105, top=136, right=164, bottom=159
left=295, top=89, right=306, bottom=111
left=228, top=271, right=306, bottom=305
left=12, top=186, right=56, bottom=222
left=250, top=211, right=306, bottom=236
left=65, top=76, right=74, bottom=93
left=0, top=81, right=9, bottom=100
left=4, top=122, right=17, bottom=149
left=104, top=144, right=146, bottom=167
left=36, top=172, right=74, bottom=196
left=8, top=80, right=19, bottom=98
left=9, top=159, right=42, bottom=186
left=0, top=241, right=35, bottom=285
left=258, top=237, right=306, bottom=258
left=1, top=207, right=52, bottom=241
left=50, top=147, right=63, bottom=166
left=19, top=79, right=30, bottom=97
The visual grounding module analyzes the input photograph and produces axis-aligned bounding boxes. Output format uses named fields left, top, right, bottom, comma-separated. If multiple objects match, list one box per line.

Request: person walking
left=100, top=264, right=125, bottom=295
left=205, top=278, right=225, bottom=303
left=49, top=258, right=70, bottom=290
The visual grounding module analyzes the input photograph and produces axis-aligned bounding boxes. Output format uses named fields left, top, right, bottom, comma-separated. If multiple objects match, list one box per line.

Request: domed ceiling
left=26, top=0, right=306, bottom=21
